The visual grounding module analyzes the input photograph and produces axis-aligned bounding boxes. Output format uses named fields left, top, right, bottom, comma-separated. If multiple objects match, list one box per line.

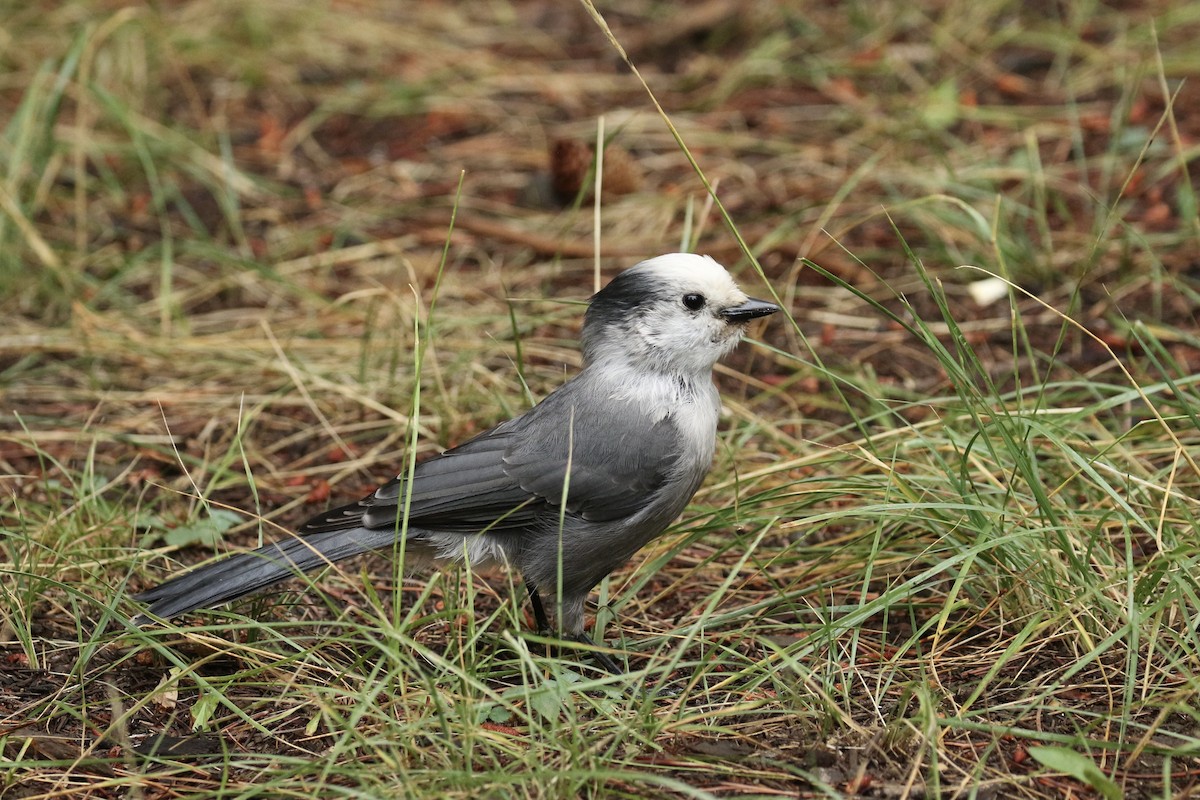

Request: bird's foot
left=563, top=632, right=624, bottom=675
left=528, top=629, right=624, bottom=675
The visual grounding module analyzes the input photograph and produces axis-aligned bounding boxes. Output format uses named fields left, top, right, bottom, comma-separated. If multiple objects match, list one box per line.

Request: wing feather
left=500, top=387, right=680, bottom=522
left=300, top=380, right=682, bottom=535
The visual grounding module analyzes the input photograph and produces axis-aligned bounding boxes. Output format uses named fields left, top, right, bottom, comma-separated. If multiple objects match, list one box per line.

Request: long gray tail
left=131, top=527, right=403, bottom=622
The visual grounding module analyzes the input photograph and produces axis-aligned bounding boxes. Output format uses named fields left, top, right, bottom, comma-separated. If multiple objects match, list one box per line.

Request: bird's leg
left=525, top=581, right=551, bottom=634
left=524, top=582, right=623, bottom=673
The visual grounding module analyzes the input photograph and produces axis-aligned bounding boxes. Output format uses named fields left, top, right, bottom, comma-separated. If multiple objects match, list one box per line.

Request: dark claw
left=565, top=632, right=624, bottom=674
left=525, top=583, right=624, bottom=673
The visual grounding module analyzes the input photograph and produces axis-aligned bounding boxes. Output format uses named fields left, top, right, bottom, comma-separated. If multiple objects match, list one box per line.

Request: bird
left=131, top=253, right=779, bottom=672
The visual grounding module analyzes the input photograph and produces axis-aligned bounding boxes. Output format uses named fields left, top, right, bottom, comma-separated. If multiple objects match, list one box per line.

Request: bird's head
left=581, top=253, right=778, bottom=377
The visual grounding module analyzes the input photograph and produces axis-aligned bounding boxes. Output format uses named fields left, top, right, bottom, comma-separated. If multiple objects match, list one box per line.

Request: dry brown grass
left=3, top=1, right=1200, bottom=798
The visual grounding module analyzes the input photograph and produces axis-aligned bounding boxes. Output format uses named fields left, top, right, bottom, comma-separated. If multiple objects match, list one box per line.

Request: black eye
left=682, top=293, right=706, bottom=311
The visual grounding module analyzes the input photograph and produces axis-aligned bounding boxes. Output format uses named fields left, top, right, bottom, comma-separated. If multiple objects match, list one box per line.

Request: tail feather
left=132, top=527, right=401, bottom=621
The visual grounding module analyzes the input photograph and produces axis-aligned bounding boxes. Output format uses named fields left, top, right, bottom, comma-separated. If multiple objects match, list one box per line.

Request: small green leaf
left=1176, top=181, right=1197, bottom=224
left=191, top=691, right=220, bottom=731
left=528, top=679, right=565, bottom=723
left=1027, top=745, right=1121, bottom=800
left=164, top=509, right=242, bottom=548
left=921, top=78, right=960, bottom=130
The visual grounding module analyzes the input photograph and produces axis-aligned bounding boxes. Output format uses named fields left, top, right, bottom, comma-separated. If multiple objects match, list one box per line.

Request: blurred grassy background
left=3, top=1, right=1200, bottom=797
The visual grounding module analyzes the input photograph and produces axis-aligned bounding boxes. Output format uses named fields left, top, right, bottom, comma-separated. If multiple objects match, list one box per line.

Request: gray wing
left=499, top=386, right=680, bottom=523
left=302, top=383, right=680, bottom=534
left=301, top=422, right=541, bottom=535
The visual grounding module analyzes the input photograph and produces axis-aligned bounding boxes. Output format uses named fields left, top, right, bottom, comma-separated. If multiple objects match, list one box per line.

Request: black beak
left=722, top=297, right=780, bottom=323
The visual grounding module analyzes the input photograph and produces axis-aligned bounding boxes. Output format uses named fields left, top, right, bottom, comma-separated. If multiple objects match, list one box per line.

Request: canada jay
left=132, top=253, right=778, bottom=671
